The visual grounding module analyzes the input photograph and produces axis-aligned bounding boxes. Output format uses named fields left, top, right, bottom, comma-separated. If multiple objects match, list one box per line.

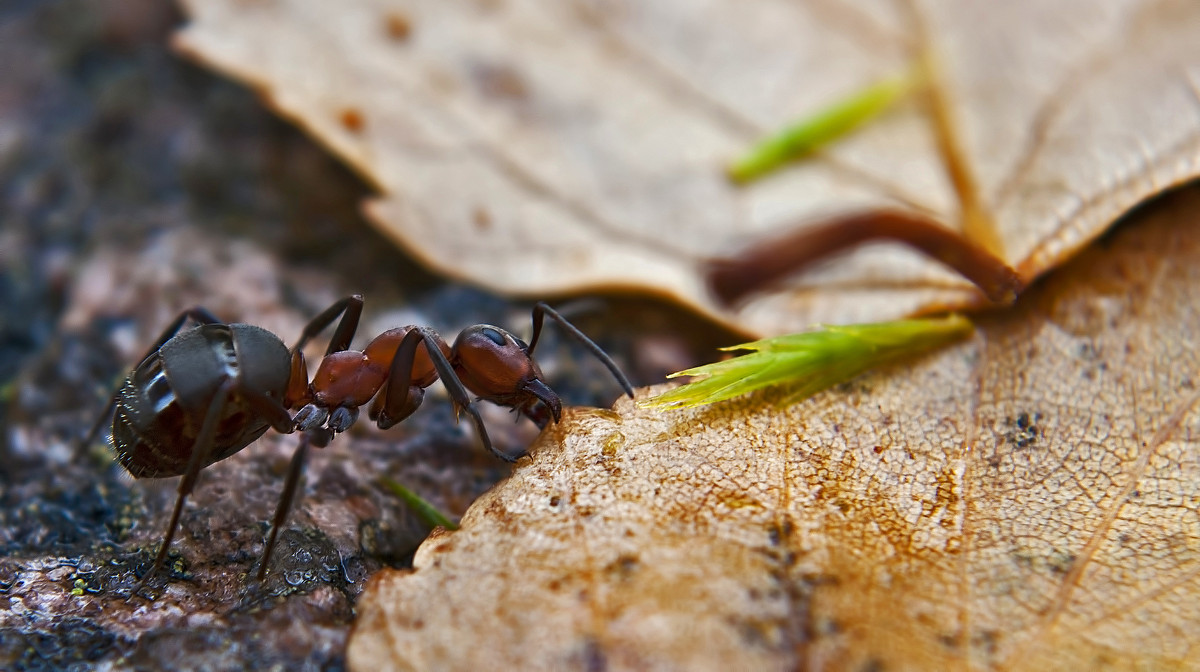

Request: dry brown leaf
left=347, top=186, right=1200, bottom=670
left=174, top=0, right=1200, bottom=335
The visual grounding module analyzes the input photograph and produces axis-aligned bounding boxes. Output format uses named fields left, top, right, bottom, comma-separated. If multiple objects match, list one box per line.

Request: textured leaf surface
left=174, top=0, right=1200, bottom=335
left=348, top=187, right=1200, bottom=670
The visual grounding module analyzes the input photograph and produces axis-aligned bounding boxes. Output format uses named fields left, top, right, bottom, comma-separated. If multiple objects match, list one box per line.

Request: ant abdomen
left=112, top=323, right=289, bottom=479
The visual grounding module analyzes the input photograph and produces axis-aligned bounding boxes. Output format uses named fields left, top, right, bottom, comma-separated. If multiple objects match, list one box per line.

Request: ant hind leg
left=128, top=376, right=236, bottom=600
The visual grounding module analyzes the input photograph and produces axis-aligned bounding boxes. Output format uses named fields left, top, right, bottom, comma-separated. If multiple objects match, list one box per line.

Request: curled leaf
left=641, top=314, right=973, bottom=410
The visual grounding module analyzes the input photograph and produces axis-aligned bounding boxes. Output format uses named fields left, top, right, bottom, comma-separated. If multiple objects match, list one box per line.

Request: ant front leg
left=80, top=307, right=223, bottom=455
left=377, top=327, right=517, bottom=463
left=370, top=327, right=443, bottom=430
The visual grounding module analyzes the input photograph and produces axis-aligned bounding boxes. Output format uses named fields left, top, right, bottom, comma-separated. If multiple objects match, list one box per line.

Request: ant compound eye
left=473, top=326, right=530, bottom=354
left=460, top=326, right=521, bottom=355
left=480, top=327, right=507, bottom=347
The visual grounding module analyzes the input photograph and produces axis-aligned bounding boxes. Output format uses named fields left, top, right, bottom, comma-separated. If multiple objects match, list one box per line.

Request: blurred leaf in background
left=176, top=0, right=1200, bottom=335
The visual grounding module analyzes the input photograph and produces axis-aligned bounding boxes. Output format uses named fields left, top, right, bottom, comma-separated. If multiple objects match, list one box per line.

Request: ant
left=81, top=295, right=634, bottom=593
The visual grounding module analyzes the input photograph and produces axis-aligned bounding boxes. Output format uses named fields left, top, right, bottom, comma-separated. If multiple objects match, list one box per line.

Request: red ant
left=82, top=295, right=633, bottom=592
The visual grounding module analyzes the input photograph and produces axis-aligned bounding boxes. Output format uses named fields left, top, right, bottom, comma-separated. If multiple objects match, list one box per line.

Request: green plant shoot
left=641, top=314, right=972, bottom=410
left=728, top=70, right=919, bottom=184
left=380, top=478, right=460, bottom=531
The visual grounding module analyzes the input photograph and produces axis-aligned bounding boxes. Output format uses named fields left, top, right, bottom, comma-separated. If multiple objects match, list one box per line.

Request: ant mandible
left=82, top=295, right=634, bottom=592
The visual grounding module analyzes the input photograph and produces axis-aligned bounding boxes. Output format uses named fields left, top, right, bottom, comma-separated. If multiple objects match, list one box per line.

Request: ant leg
left=129, top=376, right=237, bottom=598
left=242, top=390, right=296, bottom=434
left=256, top=432, right=312, bottom=580
left=372, top=328, right=448, bottom=429
left=284, top=296, right=363, bottom=406
left=529, top=302, right=635, bottom=398
left=79, top=307, right=223, bottom=455
left=290, top=295, right=364, bottom=355
left=210, top=385, right=299, bottom=580
left=146, top=307, right=223, bottom=349
left=383, top=328, right=517, bottom=463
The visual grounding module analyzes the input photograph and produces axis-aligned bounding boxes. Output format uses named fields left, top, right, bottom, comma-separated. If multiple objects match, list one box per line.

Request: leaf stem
left=707, top=209, right=1022, bottom=306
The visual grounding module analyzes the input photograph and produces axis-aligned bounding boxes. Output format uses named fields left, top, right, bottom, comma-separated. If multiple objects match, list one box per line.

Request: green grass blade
left=640, top=314, right=972, bottom=410
left=728, top=71, right=918, bottom=184
left=379, top=478, right=460, bottom=531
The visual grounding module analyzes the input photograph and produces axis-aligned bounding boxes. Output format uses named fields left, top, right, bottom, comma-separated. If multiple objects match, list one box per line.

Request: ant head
left=452, top=325, right=561, bottom=422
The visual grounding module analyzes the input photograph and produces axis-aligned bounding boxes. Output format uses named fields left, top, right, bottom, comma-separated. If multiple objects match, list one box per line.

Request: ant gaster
left=83, top=296, right=633, bottom=592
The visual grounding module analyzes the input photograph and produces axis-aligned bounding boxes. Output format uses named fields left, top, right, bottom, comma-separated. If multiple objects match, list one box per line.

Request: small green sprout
left=379, top=478, right=460, bottom=531
left=641, top=314, right=972, bottom=410
left=728, top=70, right=920, bottom=184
